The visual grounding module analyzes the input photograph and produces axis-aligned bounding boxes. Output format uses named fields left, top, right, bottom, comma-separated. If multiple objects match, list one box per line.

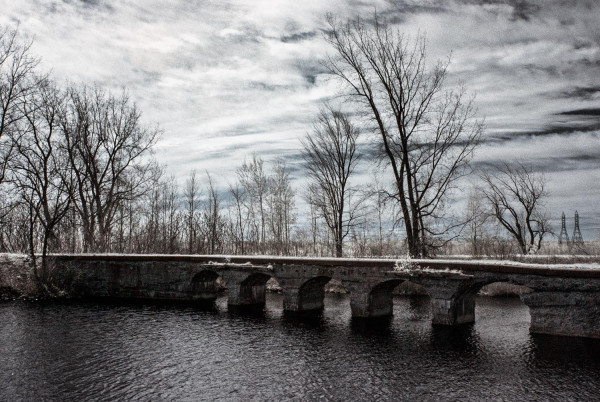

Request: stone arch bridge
left=48, top=254, right=600, bottom=339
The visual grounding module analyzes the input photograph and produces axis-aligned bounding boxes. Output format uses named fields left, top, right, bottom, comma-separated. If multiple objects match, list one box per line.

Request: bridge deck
left=48, top=254, right=600, bottom=278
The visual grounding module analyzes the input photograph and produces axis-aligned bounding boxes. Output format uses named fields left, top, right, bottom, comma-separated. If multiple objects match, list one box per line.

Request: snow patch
left=394, top=255, right=470, bottom=277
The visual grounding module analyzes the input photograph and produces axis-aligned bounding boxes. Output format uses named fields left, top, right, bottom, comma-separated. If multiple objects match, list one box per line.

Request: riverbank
left=0, top=254, right=38, bottom=300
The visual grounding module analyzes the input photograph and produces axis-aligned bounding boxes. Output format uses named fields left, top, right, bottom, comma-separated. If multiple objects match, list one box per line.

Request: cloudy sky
left=1, top=0, right=599, bottom=238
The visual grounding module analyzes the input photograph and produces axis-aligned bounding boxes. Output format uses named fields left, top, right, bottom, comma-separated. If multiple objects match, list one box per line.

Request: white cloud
left=1, top=0, right=599, bottom=236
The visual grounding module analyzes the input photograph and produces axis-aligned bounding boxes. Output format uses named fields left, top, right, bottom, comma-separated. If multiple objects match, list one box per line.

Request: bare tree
left=0, top=26, right=40, bottom=185
left=306, top=188, right=322, bottom=256
left=0, top=201, right=30, bottom=253
left=267, top=159, right=295, bottom=254
left=480, top=163, right=550, bottom=254
left=365, top=172, right=394, bottom=256
left=140, top=172, right=163, bottom=253
left=236, top=154, right=269, bottom=251
left=229, top=178, right=249, bottom=254
left=325, top=14, right=483, bottom=256
left=159, top=176, right=181, bottom=253
left=301, top=106, right=361, bottom=257
left=184, top=170, right=201, bottom=253
left=59, top=86, right=160, bottom=252
left=464, top=186, right=490, bottom=256
left=203, top=172, right=224, bottom=254
left=11, top=80, right=71, bottom=281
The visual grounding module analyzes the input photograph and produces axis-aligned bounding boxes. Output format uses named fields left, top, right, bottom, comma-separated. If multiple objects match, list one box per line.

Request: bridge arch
left=359, top=279, right=429, bottom=318
left=240, top=272, right=272, bottom=287
left=456, top=278, right=534, bottom=302
left=434, top=279, right=534, bottom=326
left=189, top=270, right=221, bottom=300
left=297, top=275, right=332, bottom=311
left=226, top=271, right=273, bottom=308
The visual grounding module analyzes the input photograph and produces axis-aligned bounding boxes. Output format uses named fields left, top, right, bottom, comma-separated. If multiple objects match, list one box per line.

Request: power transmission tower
left=558, top=211, right=569, bottom=245
left=572, top=210, right=584, bottom=244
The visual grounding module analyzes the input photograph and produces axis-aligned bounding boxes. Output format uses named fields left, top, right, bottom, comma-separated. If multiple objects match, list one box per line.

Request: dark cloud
left=247, top=81, right=294, bottom=91
left=559, top=86, right=600, bottom=100
left=292, top=60, right=328, bottom=86
left=385, top=0, right=447, bottom=14
left=558, top=108, right=600, bottom=117
left=415, top=0, right=544, bottom=21
left=509, top=0, right=540, bottom=21
left=79, top=0, right=102, bottom=6
left=54, top=0, right=113, bottom=13
left=208, top=126, right=264, bottom=139
left=489, top=120, right=600, bottom=142
left=472, top=154, right=599, bottom=175
left=523, top=64, right=560, bottom=77
left=280, top=31, right=318, bottom=43
left=340, top=1, right=447, bottom=25
left=130, top=68, right=161, bottom=85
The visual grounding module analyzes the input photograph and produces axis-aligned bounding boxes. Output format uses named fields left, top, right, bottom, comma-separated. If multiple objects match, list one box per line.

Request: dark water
left=2, top=295, right=600, bottom=401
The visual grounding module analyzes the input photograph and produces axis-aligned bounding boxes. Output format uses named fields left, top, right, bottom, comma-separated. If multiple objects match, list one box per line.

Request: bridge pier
left=343, top=281, right=402, bottom=318
left=221, top=271, right=271, bottom=308
left=280, top=276, right=331, bottom=312
left=423, top=279, right=477, bottom=326
left=349, top=291, right=372, bottom=317
left=430, top=295, right=476, bottom=325
left=189, top=270, right=220, bottom=301
left=341, top=282, right=371, bottom=318
left=521, top=291, right=600, bottom=338
left=343, top=277, right=477, bottom=322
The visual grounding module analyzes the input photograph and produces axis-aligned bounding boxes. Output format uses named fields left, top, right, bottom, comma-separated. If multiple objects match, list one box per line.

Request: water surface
left=1, top=294, right=599, bottom=401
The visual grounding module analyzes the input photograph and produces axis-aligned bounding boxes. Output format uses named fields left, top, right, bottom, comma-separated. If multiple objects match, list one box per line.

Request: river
left=1, top=294, right=600, bottom=401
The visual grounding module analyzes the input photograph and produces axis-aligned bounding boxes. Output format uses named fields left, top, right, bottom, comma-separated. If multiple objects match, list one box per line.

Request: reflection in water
left=350, top=316, right=393, bottom=337
left=430, top=324, right=480, bottom=355
left=530, top=333, right=600, bottom=364
left=283, top=310, right=327, bottom=331
left=1, top=294, right=600, bottom=401
left=407, top=295, right=432, bottom=320
left=227, top=303, right=268, bottom=316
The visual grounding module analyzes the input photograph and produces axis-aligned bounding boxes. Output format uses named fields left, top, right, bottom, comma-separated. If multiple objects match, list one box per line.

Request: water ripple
left=1, top=295, right=600, bottom=401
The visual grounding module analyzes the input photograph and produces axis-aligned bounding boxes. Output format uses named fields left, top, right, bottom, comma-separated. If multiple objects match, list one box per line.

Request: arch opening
left=368, top=279, right=405, bottom=317
left=236, top=272, right=273, bottom=307
left=298, top=276, right=332, bottom=311
left=393, top=281, right=432, bottom=321
left=451, top=280, right=534, bottom=327
left=190, top=270, right=221, bottom=300
left=266, top=277, right=282, bottom=293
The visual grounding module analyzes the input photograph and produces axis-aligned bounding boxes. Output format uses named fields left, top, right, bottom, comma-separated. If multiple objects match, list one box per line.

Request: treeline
left=1, top=20, right=593, bottom=277
left=0, top=28, right=156, bottom=269
left=0, top=26, right=404, bottom=266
